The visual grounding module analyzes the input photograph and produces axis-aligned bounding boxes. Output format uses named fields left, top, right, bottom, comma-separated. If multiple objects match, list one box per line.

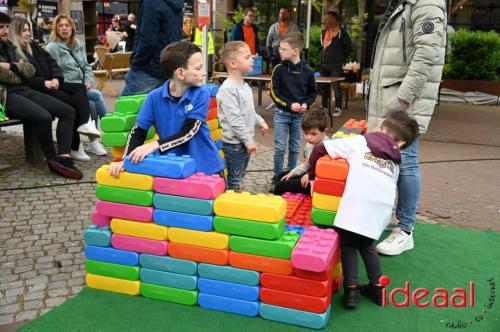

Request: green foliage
left=350, top=13, right=368, bottom=40
left=308, top=25, right=323, bottom=71
left=444, top=29, right=500, bottom=81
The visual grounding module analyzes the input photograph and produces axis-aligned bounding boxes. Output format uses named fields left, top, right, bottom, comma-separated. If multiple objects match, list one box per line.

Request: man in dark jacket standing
left=319, top=10, right=351, bottom=116
left=230, top=8, right=259, bottom=55
left=120, top=0, right=184, bottom=96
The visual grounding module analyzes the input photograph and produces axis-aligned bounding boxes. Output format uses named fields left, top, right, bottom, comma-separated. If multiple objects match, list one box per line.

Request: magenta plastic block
left=291, top=226, right=339, bottom=273
left=153, top=172, right=225, bottom=200
left=95, top=200, right=153, bottom=222
left=111, top=234, right=168, bottom=256
left=92, top=210, right=111, bottom=227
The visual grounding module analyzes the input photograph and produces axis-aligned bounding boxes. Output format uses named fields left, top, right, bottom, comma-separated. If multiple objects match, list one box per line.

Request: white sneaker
left=71, top=144, right=91, bottom=161
left=77, top=118, right=101, bottom=138
left=376, top=227, right=414, bottom=256
left=86, top=140, right=107, bottom=156
left=332, top=107, right=342, bottom=117
left=265, top=102, right=276, bottom=111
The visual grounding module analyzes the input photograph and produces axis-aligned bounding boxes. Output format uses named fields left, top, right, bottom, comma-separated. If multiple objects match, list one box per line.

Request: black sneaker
left=360, top=283, right=384, bottom=306
left=343, top=286, right=360, bottom=309
left=48, top=156, right=83, bottom=180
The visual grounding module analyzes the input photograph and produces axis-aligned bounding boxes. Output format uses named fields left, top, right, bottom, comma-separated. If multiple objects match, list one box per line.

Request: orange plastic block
left=111, top=146, right=125, bottom=159
left=316, top=156, right=349, bottom=181
left=210, top=128, right=223, bottom=142
left=314, top=177, right=346, bottom=196
left=287, top=196, right=312, bottom=227
left=342, top=119, right=367, bottom=133
left=168, top=242, right=228, bottom=266
left=260, top=273, right=332, bottom=297
left=229, top=252, right=293, bottom=276
left=260, top=288, right=331, bottom=314
left=207, top=107, right=218, bottom=121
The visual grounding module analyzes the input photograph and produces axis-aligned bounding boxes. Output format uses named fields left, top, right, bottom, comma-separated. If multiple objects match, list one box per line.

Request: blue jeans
left=120, top=69, right=165, bottom=96
left=273, top=110, right=304, bottom=177
left=87, top=89, right=108, bottom=124
left=223, top=142, right=251, bottom=191
left=396, top=137, right=421, bottom=232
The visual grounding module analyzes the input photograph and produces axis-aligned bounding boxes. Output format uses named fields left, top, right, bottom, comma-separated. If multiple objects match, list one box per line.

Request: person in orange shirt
left=266, top=7, right=300, bottom=68
left=230, top=8, right=260, bottom=55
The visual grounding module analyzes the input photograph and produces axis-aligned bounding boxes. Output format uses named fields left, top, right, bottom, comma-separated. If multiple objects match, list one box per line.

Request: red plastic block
left=313, top=177, right=346, bottom=196
left=260, top=273, right=332, bottom=297
left=342, top=119, right=367, bottom=133
left=207, top=107, right=218, bottom=121
left=283, top=193, right=305, bottom=219
left=332, top=275, right=343, bottom=293
left=316, top=156, right=349, bottom=181
left=153, top=172, right=225, bottom=200
left=260, top=288, right=331, bottom=314
left=209, top=97, right=217, bottom=109
left=287, top=196, right=312, bottom=227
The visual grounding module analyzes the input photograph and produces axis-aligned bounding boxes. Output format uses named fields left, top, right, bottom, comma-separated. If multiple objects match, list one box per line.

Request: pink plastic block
left=291, top=226, right=339, bottom=272
left=92, top=210, right=111, bottom=227
left=153, top=172, right=225, bottom=199
left=111, top=234, right=168, bottom=256
left=95, top=200, right=153, bottom=222
left=282, top=192, right=306, bottom=202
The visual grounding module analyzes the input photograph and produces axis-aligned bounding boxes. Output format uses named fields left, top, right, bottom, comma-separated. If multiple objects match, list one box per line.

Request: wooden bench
left=93, top=50, right=132, bottom=97
left=0, top=119, right=44, bottom=164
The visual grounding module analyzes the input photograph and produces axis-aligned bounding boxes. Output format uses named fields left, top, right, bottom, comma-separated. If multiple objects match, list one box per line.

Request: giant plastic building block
left=168, top=243, right=228, bottom=266
left=140, top=283, right=198, bottom=305
left=342, top=118, right=367, bottom=133
left=207, top=119, right=220, bottom=131
left=96, top=185, right=153, bottom=207
left=153, top=173, right=225, bottom=200
left=204, top=83, right=219, bottom=97
left=197, top=264, right=259, bottom=286
left=209, top=97, right=217, bottom=109
left=111, top=146, right=124, bottom=159
left=153, top=194, right=214, bottom=216
left=332, top=131, right=357, bottom=140
left=96, top=165, right=153, bottom=191
left=283, top=193, right=306, bottom=219
left=140, top=268, right=198, bottom=291
left=210, top=128, right=223, bottom=142
left=316, top=156, right=349, bottom=181
left=260, top=273, right=331, bottom=297
left=91, top=210, right=111, bottom=227
left=85, top=245, right=139, bottom=266
left=111, top=218, right=168, bottom=241
left=111, top=234, right=168, bottom=256
left=260, top=288, right=331, bottom=314
left=100, top=112, right=138, bottom=132
left=198, top=278, right=259, bottom=302
left=207, top=107, right=218, bottom=121
left=115, top=94, right=147, bottom=113
left=214, top=191, right=286, bottom=223
left=85, top=259, right=140, bottom=281
left=259, top=303, right=331, bottom=330
left=229, top=252, right=293, bottom=276
left=291, top=226, right=339, bottom=273
left=125, top=153, right=196, bottom=179
left=154, top=209, right=213, bottom=232
left=86, top=273, right=140, bottom=296
left=139, top=254, right=197, bottom=276
left=96, top=200, right=154, bottom=222
left=311, top=208, right=337, bottom=226
left=229, top=232, right=300, bottom=259
left=332, top=261, right=342, bottom=279
left=198, top=293, right=259, bottom=317
left=293, top=253, right=338, bottom=281
left=284, top=225, right=306, bottom=236
left=168, top=228, right=228, bottom=250
left=84, top=225, right=111, bottom=247
left=286, top=196, right=313, bottom=227
left=313, top=177, right=346, bottom=196
left=102, top=126, right=155, bottom=147
left=312, top=192, right=341, bottom=211
left=214, top=216, right=286, bottom=240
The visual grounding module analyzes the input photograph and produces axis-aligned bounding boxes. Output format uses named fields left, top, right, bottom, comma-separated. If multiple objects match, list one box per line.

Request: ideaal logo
left=380, top=276, right=496, bottom=329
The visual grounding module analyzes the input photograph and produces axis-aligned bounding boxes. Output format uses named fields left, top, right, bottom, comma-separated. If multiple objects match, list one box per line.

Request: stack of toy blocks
left=283, top=193, right=313, bottom=227
left=204, top=83, right=224, bottom=162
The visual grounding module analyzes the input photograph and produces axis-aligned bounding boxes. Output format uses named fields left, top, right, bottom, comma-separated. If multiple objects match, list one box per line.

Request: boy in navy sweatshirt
left=269, top=32, right=317, bottom=192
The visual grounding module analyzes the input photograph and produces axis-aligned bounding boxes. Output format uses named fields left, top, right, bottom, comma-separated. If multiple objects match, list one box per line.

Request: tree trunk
left=356, top=0, right=366, bottom=63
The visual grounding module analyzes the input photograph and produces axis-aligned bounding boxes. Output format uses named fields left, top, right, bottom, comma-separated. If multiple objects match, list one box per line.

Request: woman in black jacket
left=8, top=16, right=104, bottom=161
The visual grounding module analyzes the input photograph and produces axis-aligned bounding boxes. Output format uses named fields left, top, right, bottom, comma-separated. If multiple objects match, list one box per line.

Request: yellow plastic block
left=219, top=149, right=225, bottom=160
left=86, top=273, right=140, bottom=295
left=145, top=135, right=159, bottom=144
left=111, top=146, right=125, bottom=159
left=168, top=227, right=228, bottom=249
left=332, top=261, right=343, bottom=279
left=96, top=165, right=154, bottom=190
left=214, top=191, right=286, bottom=223
left=312, top=192, right=341, bottom=211
left=223, top=168, right=228, bottom=178
left=207, top=119, right=220, bottom=131
left=111, top=218, right=168, bottom=240
left=332, top=131, right=357, bottom=139
left=210, top=128, right=223, bottom=142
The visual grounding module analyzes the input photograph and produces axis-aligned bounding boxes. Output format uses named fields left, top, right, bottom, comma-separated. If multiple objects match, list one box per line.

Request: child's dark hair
left=160, top=41, right=201, bottom=79
left=302, top=111, right=328, bottom=132
left=381, top=111, right=419, bottom=149
left=0, top=13, right=11, bottom=24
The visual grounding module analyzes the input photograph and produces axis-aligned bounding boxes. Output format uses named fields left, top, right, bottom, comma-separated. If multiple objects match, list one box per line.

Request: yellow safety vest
left=194, top=28, right=215, bottom=55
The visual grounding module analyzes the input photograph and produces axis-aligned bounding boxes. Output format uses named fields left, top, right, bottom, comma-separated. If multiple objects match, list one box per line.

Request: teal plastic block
left=153, top=193, right=213, bottom=216
left=259, top=303, right=331, bottom=329
left=100, top=113, right=138, bottom=132
left=140, top=268, right=198, bottom=291
left=84, top=225, right=111, bottom=247
left=198, top=263, right=259, bottom=286
left=139, top=254, right=197, bottom=276
left=229, top=231, right=300, bottom=259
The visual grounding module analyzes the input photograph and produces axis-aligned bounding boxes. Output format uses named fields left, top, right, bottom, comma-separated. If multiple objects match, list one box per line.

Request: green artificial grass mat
left=19, top=224, right=500, bottom=332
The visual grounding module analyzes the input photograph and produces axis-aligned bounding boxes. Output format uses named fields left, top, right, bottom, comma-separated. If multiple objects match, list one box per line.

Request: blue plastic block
left=124, top=153, right=196, bottom=179
left=139, top=254, right=197, bottom=276
left=84, top=225, right=112, bottom=247
left=203, top=83, right=219, bottom=97
left=153, top=194, right=214, bottom=216
left=153, top=209, right=213, bottom=231
left=198, top=293, right=259, bottom=317
left=284, top=225, right=306, bottom=236
left=198, top=278, right=259, bottom=301
left=198, top=264, right=259, bottom=286
left=215, top=140, right=222, bottom=150
left=140, top=268, right=198, bottom=291
left=259, top=303, right=331, bottom=330
left=85, top=245, right=139, bottom=266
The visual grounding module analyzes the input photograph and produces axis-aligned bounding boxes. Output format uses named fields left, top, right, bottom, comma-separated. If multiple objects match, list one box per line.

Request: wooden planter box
left=442, top=79, right=500, bottom=96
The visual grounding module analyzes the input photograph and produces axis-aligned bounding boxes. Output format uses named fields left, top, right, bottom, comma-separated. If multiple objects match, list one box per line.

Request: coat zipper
left=400, top=18, right=407, bottom=62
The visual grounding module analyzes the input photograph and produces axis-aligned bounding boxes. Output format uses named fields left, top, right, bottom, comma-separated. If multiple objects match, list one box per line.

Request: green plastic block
left=100, top=113, right=138, bottom=133
left=311, top=208, right=337, bottom=226
left=102, top=126, right=155, bottom=147
left=115, top=94, right=147, bottom=114
left=96, top=185, right=154, bottom=207
left=140, top=282, right=198, bottom=305
left=214, top=216, right=285, bottom=240
left=228, top=231, right=300, bottom=259
left=85, top=259, right=140, bottom=280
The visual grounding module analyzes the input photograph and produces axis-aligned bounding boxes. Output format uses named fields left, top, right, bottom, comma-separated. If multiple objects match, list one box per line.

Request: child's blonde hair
left=219, top=41, right=248, bottom=65
left=281, top=32, right=304, bottom=51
